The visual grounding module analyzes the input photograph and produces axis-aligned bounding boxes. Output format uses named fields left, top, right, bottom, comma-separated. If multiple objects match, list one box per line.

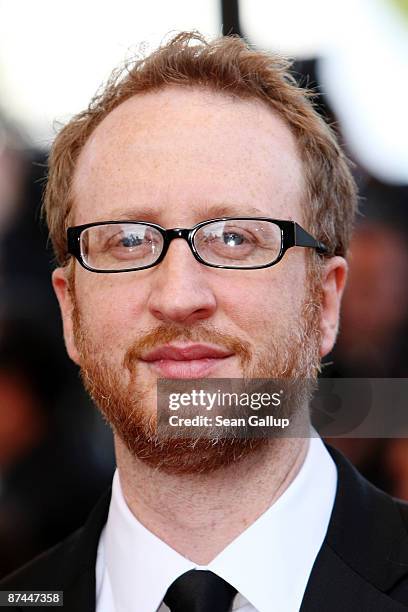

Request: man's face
left=53, top=87, right=329, bottom=473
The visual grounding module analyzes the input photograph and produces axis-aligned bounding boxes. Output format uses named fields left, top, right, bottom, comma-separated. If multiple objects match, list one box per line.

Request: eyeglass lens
left=79, top=220, right=282, bottom=271
left=81, top=223, right=164, bottom=271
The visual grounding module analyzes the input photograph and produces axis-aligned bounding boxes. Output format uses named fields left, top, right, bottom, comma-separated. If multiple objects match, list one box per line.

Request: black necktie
left=163, top=569, right=238, bottom=612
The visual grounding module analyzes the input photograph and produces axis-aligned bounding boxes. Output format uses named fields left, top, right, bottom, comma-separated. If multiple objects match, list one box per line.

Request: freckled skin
left=53, top=86, right=345, bottom=396
left=50, top=86, right=347, bottom=562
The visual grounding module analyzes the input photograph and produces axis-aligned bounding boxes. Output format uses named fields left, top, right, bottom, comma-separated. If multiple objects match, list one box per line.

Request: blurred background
left=0, top=0, right=407, bottom=577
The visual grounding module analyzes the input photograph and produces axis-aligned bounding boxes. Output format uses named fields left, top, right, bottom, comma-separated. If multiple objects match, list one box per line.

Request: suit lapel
left=301, top=446, right=408, bottom=611
left=57, top=489, right=111, bottom=612
left=301, top=542, right=407, bottom=611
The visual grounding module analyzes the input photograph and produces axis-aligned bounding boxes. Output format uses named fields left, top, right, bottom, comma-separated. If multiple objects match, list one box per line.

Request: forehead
left=72, top=86, right=305, bottom=225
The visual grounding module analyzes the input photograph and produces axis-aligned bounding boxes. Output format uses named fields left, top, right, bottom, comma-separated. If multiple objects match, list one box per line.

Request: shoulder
left=0, top=489, right=111, bottom=611
left=326, top=443, right=408, bottom=553
left=0, top=527, right=84, bottom=591
left=315, top=445, right=408, bottom=608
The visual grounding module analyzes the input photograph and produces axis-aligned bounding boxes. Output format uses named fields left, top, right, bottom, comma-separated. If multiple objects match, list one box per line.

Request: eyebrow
left=107, top=206, right=162, bottom=222
left=199, top=202, right=268, bottom=219
left=102, top=202, right=269, bottom=223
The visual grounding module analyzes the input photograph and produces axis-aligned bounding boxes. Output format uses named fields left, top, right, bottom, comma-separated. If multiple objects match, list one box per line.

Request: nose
left=147, top=239, right=217, bottom=325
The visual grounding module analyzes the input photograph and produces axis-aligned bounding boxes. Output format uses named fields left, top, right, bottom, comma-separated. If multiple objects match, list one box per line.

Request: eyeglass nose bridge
left=159, top=227, right=196, bottom=262
left=166, top=228, right=191, bottom=241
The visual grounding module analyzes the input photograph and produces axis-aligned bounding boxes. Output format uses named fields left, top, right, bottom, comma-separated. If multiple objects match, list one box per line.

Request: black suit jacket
left=2, top=446, right=408, bottom=611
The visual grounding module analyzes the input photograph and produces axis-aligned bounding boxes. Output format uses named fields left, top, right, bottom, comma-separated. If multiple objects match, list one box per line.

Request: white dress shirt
left=95, top=436, right=337, bottom=612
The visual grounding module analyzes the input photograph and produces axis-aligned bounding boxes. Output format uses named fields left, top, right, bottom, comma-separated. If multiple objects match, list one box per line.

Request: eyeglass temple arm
left=294, top=223, right=329, bottom=255
left=67, top=227, right=81, bottom=258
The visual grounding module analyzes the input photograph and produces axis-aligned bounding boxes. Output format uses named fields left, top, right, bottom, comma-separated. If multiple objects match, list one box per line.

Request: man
left=2, top=31, right=408, bottom=611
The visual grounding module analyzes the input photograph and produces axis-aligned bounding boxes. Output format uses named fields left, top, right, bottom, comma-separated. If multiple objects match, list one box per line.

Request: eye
left=211, top=226, right=259, bottom=248
left=222, top=231, right=246, bottom=246
left=120, top=234, right=144, bottom=248
left=106, top=228, right=158, bottom=251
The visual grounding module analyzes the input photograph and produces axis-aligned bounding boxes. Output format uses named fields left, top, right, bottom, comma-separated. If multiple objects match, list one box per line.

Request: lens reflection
left=81, top=223, right=164, bottom=270
left=194, top=220, right=281, bottom=267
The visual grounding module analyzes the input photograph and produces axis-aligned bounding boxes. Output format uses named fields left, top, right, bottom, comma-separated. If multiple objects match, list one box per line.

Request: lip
left=141, top=343, right=235, bottom=378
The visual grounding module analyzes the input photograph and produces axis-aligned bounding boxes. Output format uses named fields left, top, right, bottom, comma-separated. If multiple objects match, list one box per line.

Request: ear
left=319, top=256, right=348, bottom=358
left=52, top=266, right=81, bottom=365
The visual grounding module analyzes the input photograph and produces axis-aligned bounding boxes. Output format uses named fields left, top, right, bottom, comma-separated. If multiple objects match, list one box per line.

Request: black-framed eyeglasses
left=67, top=217, right=329, bottom=273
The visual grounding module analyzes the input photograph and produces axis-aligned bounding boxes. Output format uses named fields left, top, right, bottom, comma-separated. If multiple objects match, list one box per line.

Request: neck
left=115, top=435, right=309, bottom=564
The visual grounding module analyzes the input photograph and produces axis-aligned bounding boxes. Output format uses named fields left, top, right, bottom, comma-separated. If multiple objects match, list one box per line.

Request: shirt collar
left=103, top=436, right=337, bottom=612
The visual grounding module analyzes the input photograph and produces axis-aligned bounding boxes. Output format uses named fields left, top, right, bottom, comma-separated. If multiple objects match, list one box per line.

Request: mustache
left=123, top=323, right=252, bottom=372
